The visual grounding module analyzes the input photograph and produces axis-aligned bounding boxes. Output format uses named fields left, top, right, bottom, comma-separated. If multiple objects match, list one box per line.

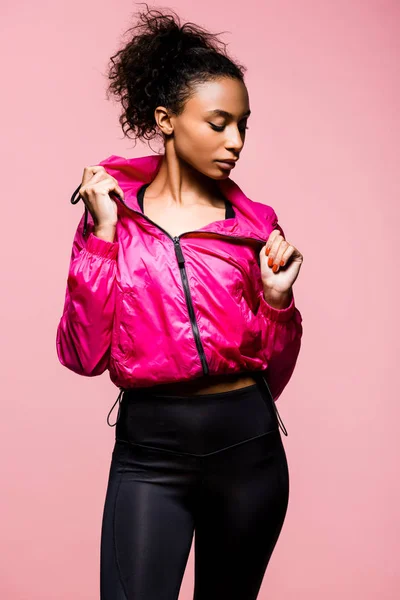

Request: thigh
left=100, top=441, right=196, bottom=600
left=193, top=430, right=289, bottom=600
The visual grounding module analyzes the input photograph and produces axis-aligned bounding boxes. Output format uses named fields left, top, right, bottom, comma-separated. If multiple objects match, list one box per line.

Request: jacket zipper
left=172, top=239, right=209, bottom=374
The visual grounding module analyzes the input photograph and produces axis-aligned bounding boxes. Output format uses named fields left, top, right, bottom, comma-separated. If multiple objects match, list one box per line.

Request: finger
left=267, top=238, right=284, bottom=270
left=89, top=180, right=119, bottom=199
left=271, top=241, right=288, bottom=272
left=81, top=165, right=106, bottom=187
left=265, top=230, right=283, bottom=263
left=80, top=170, right=111, bottom=198
left=273, top=244, right=294, bottom=273
left=265, top=229, right=282, bottom=256
left=111, top=178, right=125, bottom=201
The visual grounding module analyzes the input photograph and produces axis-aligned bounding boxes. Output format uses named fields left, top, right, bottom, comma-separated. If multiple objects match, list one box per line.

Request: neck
left=146, top=143, right=223, bottom=208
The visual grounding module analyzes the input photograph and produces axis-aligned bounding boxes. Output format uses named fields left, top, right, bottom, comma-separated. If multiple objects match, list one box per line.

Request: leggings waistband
left=107, top=373, right=287, bottom=455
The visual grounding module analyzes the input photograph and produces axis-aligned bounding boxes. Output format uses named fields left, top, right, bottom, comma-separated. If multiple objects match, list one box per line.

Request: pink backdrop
left=1, top=0, right=399, bottom=598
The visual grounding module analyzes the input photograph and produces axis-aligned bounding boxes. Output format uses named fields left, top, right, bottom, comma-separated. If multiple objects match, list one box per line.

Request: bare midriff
left=149, top=372, right=259, bottom=396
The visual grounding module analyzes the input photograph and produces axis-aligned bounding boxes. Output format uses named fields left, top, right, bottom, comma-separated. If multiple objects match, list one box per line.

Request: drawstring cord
left=70, top=183, right=89, bottom=238
left=107, top=387, right=124, bottom=427
left=70, top=182, right=124, bottom=239
left=258, top=372, right=288, bottom=437
left=105, top=377, right=287, bottom=434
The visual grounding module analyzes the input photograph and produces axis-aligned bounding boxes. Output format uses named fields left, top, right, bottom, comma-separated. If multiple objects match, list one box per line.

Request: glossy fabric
left=56, top=153, right=303, bottom=401
left=100, top=379, right=289, bottom=599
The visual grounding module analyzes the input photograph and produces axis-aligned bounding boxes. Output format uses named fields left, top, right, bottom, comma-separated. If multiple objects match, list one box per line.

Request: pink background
left=1, top=0, right=399, bottom=598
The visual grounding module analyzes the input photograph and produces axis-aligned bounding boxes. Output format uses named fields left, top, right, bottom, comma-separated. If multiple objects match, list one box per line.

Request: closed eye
left=209, top=123, right=249, bottom=133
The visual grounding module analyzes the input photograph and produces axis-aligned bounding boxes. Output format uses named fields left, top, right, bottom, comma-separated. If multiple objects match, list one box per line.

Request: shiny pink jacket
left=56, top=154, right=303, bottom=402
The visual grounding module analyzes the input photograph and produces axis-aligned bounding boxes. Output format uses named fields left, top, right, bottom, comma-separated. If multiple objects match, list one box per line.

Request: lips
left=215, top=160, right=237, bottom=169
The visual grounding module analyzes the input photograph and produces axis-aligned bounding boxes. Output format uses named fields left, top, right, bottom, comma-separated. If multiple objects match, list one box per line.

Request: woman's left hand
left=260, top=229, right=303, bottom=294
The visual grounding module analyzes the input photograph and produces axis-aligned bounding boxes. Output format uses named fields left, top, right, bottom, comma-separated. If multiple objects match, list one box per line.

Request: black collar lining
left=137, top=183, right=236, bottom=219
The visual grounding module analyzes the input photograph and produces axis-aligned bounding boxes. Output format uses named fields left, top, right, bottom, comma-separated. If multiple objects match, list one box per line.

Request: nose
left=225, top=125, right=244, bottom=154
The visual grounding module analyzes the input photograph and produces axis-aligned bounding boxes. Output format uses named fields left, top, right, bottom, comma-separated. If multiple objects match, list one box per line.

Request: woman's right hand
left=79, top=165, right=125, bottom=235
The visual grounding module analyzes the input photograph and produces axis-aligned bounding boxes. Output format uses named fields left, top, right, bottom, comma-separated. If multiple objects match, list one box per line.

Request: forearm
left=262, top=286, right=293, bottom=310
left=93, top=224, right=117, bottom=243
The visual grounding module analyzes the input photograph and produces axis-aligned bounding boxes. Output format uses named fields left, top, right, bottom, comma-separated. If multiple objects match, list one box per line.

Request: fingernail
left=272, top=264, right=279, bottom=273
left=280, top=260, right=284, bottom=266
left=268, top=257, right=274, bottom=267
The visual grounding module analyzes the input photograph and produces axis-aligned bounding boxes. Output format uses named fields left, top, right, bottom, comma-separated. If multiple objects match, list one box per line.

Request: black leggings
left=100, top=373, right=289, bottom=600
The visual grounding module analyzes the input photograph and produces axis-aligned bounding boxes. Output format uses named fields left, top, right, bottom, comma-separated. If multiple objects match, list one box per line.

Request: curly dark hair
left=105, top=2, right=247, bottom=149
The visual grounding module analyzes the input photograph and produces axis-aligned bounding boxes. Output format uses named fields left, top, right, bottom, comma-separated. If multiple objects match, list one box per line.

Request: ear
left=154, top=106, right=174, bottom=136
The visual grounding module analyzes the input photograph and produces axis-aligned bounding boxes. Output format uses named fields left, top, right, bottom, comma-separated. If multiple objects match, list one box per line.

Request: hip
left=113, top=374, right=282, bottom=456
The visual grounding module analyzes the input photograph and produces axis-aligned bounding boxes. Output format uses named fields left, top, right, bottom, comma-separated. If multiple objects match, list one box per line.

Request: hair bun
left=106, top=3, right=246, bottom=147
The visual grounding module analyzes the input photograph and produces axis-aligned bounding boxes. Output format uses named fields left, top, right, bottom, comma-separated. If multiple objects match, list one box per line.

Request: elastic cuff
left=85, top=232, right=119, bottom=260
left=258, top=289, right=295, bottom=322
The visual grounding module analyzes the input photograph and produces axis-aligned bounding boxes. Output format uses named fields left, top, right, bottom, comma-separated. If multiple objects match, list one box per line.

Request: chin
left=213, top=170, right=231, bottom=179
left=191, top=161, right=232, bottom=180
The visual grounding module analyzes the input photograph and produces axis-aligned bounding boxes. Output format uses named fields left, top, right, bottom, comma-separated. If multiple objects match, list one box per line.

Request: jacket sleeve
left=256, top=219, right=303, bottom=402
left=256, top=289, right=303, bottom=402
left=56, top=212, right=119, bottom=376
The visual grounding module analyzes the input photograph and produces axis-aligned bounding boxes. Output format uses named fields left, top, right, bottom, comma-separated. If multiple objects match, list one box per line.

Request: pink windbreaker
left=56, top=154, right=303, bottom=403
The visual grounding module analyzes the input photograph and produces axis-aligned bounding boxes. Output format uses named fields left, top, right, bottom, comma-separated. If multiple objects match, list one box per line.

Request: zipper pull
left=173, top=237, right=185, bottom=266
left=107, top=387, right=124, bottom=427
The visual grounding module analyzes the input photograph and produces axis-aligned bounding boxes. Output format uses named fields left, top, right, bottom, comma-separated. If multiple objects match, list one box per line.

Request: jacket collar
left=97, top=154, right=280, bottom=243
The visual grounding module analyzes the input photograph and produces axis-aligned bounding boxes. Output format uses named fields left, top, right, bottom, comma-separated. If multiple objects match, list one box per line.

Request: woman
left=56, top=5, right=304, bottom=599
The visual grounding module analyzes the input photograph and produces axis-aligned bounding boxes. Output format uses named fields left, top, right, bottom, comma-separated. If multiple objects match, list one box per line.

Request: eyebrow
left=205, top=109, right=251, bottom=119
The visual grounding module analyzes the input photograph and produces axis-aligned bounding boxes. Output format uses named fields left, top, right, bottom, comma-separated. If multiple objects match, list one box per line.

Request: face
left=155, top=77, right=250, bottom=179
